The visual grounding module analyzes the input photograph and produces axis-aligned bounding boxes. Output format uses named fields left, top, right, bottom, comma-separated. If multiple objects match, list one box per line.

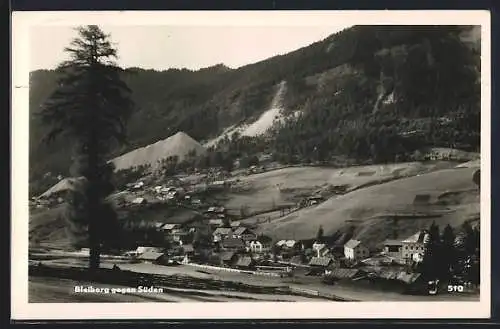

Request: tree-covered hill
left=29, top=25, right=480, bottom=195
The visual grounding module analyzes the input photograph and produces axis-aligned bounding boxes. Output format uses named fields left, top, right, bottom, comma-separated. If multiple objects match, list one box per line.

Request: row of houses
left=123, top=198, right=431, bottom=277
left=269, top=229, right=431, bottom=268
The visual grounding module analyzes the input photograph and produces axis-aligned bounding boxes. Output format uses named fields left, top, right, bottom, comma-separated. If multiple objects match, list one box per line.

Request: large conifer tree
left=40, top=25, right=134, bottom=269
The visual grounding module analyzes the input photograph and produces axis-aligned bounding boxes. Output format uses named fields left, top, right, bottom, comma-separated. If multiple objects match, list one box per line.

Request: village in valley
left=29, top=141, right=481, bottom=301
left=27, top=24, right=482, bottom=302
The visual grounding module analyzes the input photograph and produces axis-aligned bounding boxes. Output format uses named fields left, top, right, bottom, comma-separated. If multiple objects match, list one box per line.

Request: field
left=252, top=165, right=479, bottom=244
left=223, top=161, right=461, bottom=215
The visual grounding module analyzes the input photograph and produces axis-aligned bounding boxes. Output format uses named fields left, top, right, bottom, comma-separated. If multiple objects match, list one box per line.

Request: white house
left=344, top=239, right=369, bottom=260
left=401, top=231, right=428, bottom=262
left=312, top=242, right=328, bottom=257
left=249, top=241, right=266, bottom=253
left=131, top=197, right=147, bottom=205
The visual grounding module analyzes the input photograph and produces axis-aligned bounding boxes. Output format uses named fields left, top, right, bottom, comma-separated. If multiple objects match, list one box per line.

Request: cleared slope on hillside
left=111, top=131, right=206, bottom=171
left=254, top=165, right=480, bottom=245
left=204, top=81, right=290, bottom=146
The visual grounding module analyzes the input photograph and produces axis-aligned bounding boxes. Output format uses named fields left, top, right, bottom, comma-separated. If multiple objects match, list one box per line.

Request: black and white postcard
left=11, top=10, right=491, bottom=320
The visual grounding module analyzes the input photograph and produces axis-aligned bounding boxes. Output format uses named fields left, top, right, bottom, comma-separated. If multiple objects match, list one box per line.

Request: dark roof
left=361, top=254, right=398, bottom=266
left=397, top=272, right=422, bottom=284
left=308, top=257, right=333, bottom=267
left=213, top=227, right=232, bottom=236
left=376, top=269, right=400, bottom=280
left=344, top=239, right=362, bottom=249
left=235, top=256, right=254, bottom=267
left=222, top=237, right=246, bottom=248
left=413, top=194, right=431, bottom=204
left=220, top=251, right=236, bottom=261
left=327, top=268, right=361, bottom=279
left=137, top=251, right=164, bottom=261
left=233, top=227, right=251, bottom=236
left=383, top=239, right=403, bottom=246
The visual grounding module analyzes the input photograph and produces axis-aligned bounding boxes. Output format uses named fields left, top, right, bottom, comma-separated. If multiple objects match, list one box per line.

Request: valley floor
left=29, top=254, right=479, bottom=303
left=27, top=161, right=481, bottom=305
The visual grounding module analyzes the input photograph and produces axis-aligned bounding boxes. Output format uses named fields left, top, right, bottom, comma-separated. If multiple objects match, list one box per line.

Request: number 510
left=448, top=285, right=465, bottom=292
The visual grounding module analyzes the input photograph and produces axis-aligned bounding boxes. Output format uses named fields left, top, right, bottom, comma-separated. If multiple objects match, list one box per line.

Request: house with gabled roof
left=312, top=241, right=330, bottom=257
left=383, top=239, right=403, bottom=259
left=137, top=251, right=167, bottom=264
left=161, top=223, right=181, bottom=232
left=276, top=240, right=287, bottom=248
left=135, top=246, right=163, bottom=255
left=219, top=251, right=238, bottom=266
left=232, top=227, right=257, bottom=241
left=221, top=237, right=246, bottom=252
left=324, top=268, right=364, bottom=281
left=275, top=239, right=302, bottom=255
left=344, top=239, right=369, bottom=260
left=308, top=256, right=334, bottom=268
left=401, top=230, right=428, bottom=262
left=213, top=227, right=232, bottom=242
left=234, top=256, right=255, bottom=269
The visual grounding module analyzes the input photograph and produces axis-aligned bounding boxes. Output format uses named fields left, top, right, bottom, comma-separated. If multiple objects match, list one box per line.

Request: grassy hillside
left=31, top=161, right=480, bottom=248
left=222, top=161, right=461, bottom=215
left=29, top=25, right=481, bottom=196
left=254, top=165, right=480, bottom=245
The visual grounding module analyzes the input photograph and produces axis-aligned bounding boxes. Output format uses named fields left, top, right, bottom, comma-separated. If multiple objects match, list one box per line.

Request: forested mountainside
left=29, top=25, right=480, bottom=194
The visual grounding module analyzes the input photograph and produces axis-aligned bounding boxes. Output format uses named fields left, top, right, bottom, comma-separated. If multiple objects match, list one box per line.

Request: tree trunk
left=89, top=241, right=101, bottom=270
left=88, top=194, right=101, bottom=270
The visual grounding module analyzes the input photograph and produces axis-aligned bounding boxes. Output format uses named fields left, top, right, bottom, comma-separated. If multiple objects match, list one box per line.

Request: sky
left=30, top=25, right=348, bottom=71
